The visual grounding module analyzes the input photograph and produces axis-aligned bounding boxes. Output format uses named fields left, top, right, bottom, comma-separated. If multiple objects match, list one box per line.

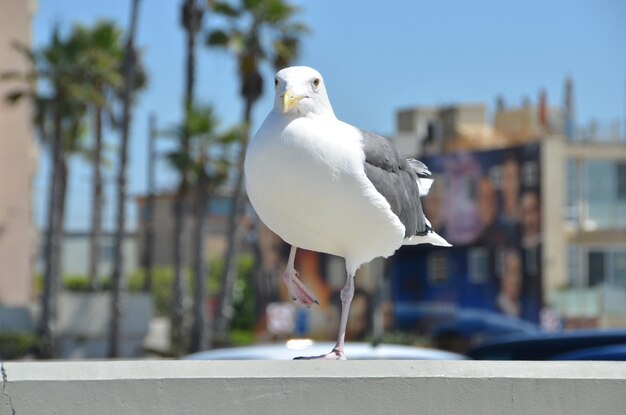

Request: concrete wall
left=2, top=360, right=625, bottom=415
left=56, top=292, right=152, bottom=359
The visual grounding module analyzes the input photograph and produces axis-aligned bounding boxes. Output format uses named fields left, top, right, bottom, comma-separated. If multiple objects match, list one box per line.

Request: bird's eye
left=274, top=78, right=278, bottom=87
left=312, top=78, right=320, bottom=88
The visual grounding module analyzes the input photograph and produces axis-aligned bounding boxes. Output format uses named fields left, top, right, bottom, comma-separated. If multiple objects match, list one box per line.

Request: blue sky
left=33, top=0, right=626, bottom=231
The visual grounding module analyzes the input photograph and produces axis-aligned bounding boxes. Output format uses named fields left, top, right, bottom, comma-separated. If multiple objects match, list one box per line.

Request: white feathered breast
left=245, top=113, right=405, bottom=272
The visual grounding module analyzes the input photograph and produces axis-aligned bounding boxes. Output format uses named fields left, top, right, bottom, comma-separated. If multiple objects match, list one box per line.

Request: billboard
left=390, top=143, right=542, bottom=331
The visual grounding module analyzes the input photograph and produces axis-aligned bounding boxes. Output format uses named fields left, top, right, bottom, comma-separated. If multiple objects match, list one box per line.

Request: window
left=140, top=203, right=154, bottom=222
left=100, top=242, right=115, bottom=262
left=612, top=251, right=626, bottom=286
left=468, top=248, right=488, bottom=283
left=617, top=163, right=626, bottom=199
left=582, top=247, right=626, bottom=287
left=209, top=197, right=233, bottom=216
left=170, top=200, right=192, bottom=216
left=525, top=246, right=540, bottom=277
left=427, top=251, right=448, bottom=285
left=522, top=160, right=539, bottom=188
left=566, top=159, right=626, bottom=230
left=585, top=161, right=614, bottom=229
left=397, top=110, right=415, bottom=133
left=618, top=163, right=626, bottom=228
left=565, top=159, right=580, bottom=224
left=567, top=245, right=581, bottom=287
left=587, top=251, right=605, bottom=287
left=489, top=164, right=502, bottom=190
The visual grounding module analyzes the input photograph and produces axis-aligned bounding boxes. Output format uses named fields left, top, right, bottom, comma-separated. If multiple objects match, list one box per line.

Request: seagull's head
left=273, top=66, right=334, bottom=118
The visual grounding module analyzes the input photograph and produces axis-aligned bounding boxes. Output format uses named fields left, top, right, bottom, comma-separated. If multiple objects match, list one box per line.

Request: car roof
left=468, top=329, right=626, bottom=360
left=185, top=341, right=466, bottom=360
left=551, top=344, right=626, bottom=361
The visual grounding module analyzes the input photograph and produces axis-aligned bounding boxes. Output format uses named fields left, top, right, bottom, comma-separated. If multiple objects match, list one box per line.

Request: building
left=395, top=92, right=568, bottom=157
left=391, top=142, right=545, bottom=340
left=35, top=231, right=139, bottom=278
left=556, top=140, right=626, bottom=327
left=391, top=79, right=626, bottom=334
left=395, top=104, right=491, bottom=156
left=135, top=190, right=247, bottom=268
left=0, top=0, right=37, bottom=306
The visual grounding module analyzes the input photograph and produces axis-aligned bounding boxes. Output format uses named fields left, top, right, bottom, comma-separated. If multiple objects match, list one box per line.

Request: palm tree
left=108, top=0, right=144, bottom=358
left=2, top=28, right=91, bottom=357
left=70, top=22, right=125, bottom=291
left=206, top=0, right=308, bottom=341
left=170, top=0, right=206, bottom=356
left=143, top=113, right=158, bottom=292
left=165, top=104, right=238, bottom=352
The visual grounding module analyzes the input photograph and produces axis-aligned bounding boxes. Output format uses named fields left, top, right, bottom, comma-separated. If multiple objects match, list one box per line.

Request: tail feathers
left=404, top=230, right=452, bottom=247
left=408, top=158, right=433, bottom=196
left=407, top=159, right=431, bottom=177
left=417, top=177, right=433, bottom=196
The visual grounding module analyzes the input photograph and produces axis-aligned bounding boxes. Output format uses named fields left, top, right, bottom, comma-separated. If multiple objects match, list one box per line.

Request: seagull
left=245, top=66, right=450, bottom=360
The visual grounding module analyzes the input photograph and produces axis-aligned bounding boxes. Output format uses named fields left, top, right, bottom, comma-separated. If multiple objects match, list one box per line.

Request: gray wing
left=360, top=130, right=430, bottom=238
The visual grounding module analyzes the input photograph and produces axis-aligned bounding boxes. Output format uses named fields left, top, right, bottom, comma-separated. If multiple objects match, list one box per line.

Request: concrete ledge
left=2, top=361, right=626, bottom=414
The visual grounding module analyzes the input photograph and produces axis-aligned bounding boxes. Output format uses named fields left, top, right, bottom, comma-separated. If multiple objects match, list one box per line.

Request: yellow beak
left=282, top=90, right=304, bottom=113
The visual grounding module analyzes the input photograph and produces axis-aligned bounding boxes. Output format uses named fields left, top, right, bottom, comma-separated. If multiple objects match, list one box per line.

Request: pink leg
left=294, top=271, right=354, bottom=360
left=283, top=245, right=319, bottom=307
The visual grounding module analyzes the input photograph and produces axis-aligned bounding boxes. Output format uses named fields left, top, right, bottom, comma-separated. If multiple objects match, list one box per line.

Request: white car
left=185, top=339, right=466, bottom=360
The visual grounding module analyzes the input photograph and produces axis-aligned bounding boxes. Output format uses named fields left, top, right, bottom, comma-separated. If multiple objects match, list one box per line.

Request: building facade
left=35, top=232, right=139, bottom=278
left=391, top=142, right=544, bottom=338
left=135, top=191, right=247, bottom=268
left=391, top=83, right=626, bottom=333
left=0, top=0, right=37, bottom=305
left=555, top=141, right=626, bottom=327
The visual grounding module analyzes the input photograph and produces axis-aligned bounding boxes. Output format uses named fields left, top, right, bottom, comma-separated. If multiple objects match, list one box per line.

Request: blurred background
left=0, top=0, right=625, bottom=360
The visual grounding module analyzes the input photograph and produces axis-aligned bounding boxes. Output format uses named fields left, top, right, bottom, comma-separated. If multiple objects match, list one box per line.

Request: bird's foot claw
left=283, top=270, right=319, bottom=307
left=294, top=348, right=346, bottom=360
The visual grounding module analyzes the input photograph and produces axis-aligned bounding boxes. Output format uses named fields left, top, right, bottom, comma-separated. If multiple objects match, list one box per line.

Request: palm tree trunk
left=182, top=0, right=200, bottom=111
left=109, top=0, right=140, bottom=358
left=189, top=172, right=211, bottom=352
left=89, top=105, right=104, bottom=290
left=170, top=181, right=188, bottom=355
left=47, top=159, right=68, bottom=356
left=39, top=141, right=57, bottom=358
left=57, top=160, right=68, bottom=275
left=215, top=99, right=253, bottom=341
left=39, top=99, right=63, bottom=358
left=171, top=0, right=203, bottom=355
left=142, top=113, right=157, bottom=291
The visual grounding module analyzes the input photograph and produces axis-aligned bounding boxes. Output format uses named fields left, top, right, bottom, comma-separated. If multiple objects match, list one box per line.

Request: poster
left=391, top=143, right=542, bottom=331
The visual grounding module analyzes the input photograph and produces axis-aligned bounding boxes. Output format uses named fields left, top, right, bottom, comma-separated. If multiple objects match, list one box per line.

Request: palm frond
left=211, top=1, right=241, bottom=17
left=262, top=0, right=297, bottom=24
left=207, top=29, right=231, bottom=47
left=4, top=89, right=28, bottom=104
left=10, top=41, right=37, bottom=64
